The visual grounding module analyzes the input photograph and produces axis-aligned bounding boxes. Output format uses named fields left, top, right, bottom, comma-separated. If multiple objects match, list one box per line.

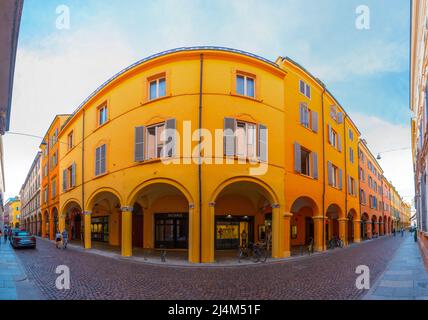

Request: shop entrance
left=155, top=213, right=188, bottom=249
left=215, top=216, right=254, bottom=250
left=91, top=216, right=109, bottom=242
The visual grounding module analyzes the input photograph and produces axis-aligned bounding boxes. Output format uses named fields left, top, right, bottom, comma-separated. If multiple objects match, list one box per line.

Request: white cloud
left=350, top=113, right=414, bottom=206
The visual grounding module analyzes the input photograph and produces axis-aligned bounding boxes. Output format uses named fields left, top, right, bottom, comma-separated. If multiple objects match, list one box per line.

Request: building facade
left=24, top=47, right=408, bottom=264
left=40, top=115, right=71, bottom=240
left=411, top=0, right=428, bottom=263
left=5, top=196, right=21, bottom=228
left=19, top=152, right=41, bottom=235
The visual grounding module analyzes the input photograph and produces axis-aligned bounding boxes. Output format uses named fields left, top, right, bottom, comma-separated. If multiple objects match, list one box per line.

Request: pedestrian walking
left=401, top=228, right=404, bottom=237
left=55, top=230, right=62, bottom=249
left=393, top=228, right=396, bottom=237
left=61, top=229, right=69, bottom=249
left=3, top=227, right=8, bottom=243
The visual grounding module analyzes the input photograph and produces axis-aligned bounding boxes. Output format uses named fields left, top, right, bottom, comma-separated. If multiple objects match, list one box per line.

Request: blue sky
left=4, top=0, right=414, bottom=203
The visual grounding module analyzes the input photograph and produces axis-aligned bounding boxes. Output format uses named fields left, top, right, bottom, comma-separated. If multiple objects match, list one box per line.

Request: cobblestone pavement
left=15, top=235, right=405, bottom=300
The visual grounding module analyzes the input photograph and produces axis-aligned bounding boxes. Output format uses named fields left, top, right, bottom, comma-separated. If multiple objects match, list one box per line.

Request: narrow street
left=10, top=233, right=422, bottom=300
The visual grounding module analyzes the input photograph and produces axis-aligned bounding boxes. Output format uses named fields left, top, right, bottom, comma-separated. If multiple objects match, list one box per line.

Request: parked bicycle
left=328, top=236, right=343, bottom=249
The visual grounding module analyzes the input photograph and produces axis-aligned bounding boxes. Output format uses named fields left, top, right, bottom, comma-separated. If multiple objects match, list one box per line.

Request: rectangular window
left=236, top=74, right=255, bottom=98
left=299, top=80, right=311, bottom=98
left=67, top=131, right=74, bottom=150
left=300, top=148, right=311, bottom=176
left=349, top=129, right=354, bottom=141
left=331, top=165, right=338, bottom=188
left=149, top=77, right=166, bottom=100
left=52, top=179, right=56, bottom=199
left=146, top=123, right=166, bottom=160
left=300, top=103, right=310, bottom=128
left=350, top=148, right=354, bottom=164
left=95, top=144, right=107, bottom=176
left=98, top=105, right=108, bottom=126
left=331, top=129, right=337, bottom=148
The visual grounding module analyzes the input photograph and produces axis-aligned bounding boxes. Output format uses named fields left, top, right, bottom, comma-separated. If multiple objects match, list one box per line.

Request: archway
left=37, top=212, right=42, bottom=236
left=88, top=190, right=122, bottom=247
left=361, top=212, right=369, bottom=240
left=290, top=196, right=318, bottom=255
left=371, top=215, right=378, bottom=237
left=52, top=207, right=59, bottom=234
left=326, top=204, right=342, bottom=247
left=44, top=211, right=50, bottom=238
left=128, top=182, right=191, bottom=256
left=212, top=179, right=277, bottom=260
left=379, top=216, right=384, bottom=235
left=62, top=200, right=83, bottom=242
left=347, top=209, right=357, bottom=244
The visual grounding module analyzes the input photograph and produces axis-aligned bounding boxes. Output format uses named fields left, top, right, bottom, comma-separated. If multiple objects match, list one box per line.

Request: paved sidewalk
left=364, top=233, right=428, bottom=300
left=0, top=240, right=44, bottom=300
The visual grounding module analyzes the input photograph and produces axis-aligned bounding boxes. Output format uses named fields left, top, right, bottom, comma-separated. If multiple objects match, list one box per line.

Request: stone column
left=187, top=203, right=200, bottom=263
left=283, top=212, right=292, bottom=258
left=200, top=202, right=212, bottom=263
left=338, top=218, right=347, bottom=246
left=49, top=212, right=54, bottom=240
left=353, top=219, right=361, bottom=242
left=121, top=206, right=133, bottom=257
left=83, top=211, right=92, bottom=249
left=312, top=216, right=325, bottom=252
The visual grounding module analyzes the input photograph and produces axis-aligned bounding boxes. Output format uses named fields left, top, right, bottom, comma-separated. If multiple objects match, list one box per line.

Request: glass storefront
left=215, top=216, right=254, bottom=250
left=155, top=213, right=188, bottom=249
left=91, top=216, right=109, bottom=242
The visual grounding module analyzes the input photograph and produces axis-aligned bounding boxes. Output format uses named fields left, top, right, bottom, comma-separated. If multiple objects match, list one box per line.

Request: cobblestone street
left=12, top=234, right=412, bottom=300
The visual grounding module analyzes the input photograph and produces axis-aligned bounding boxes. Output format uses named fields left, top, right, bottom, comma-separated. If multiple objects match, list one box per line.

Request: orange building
left=40, top=115, right=71, bottom=240
left=358, top=140, right=384, bottom=239
left=382, top=177, right=393, bottom=235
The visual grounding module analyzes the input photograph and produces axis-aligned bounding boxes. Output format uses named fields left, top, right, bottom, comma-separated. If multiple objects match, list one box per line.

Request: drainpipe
left=321, top=87, right=326, bottom=250
left=358, top=140, right=363, bottom=238
left=81, top=109, right=85, bottom=246
left=198, top=53, right=204, bottom=263
left=343, top=114, right=348, bottom=241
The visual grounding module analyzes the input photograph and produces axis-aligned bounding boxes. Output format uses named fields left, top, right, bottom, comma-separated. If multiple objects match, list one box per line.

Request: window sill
left=298, top=173, right=316, bottom=180
left=93, top=172, right=109, bottom=180
left=225, top=156, right=264, bottom=164
left=142, top=94, right=171, bottom=106
left=230, top=92, right=262, bottom=103
left=93, top=120, right=110, bottom=133
left=135, top=158, right=163, bottom=165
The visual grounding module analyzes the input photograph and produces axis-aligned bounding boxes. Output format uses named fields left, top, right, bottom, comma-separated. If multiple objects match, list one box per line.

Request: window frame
left=67, top=131, right=74, bottom=151
left=236, top=73, right=256, bottom=98
left=98, top=104, right=108, bottom=127
left=148, top=75, right=167, bottom=101
left=146, top=122, right=166, bottom=160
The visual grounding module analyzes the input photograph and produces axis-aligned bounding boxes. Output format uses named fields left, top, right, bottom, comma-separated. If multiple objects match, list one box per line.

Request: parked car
left=8, top=228, right=20, bottom=243
left=10, top=231, right=36, bottom=249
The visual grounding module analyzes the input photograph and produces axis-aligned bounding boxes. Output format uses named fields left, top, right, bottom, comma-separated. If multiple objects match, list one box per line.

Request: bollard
left=161, top=250, right=166, bottom=262
left=300, top=245, right=303, bottom=256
